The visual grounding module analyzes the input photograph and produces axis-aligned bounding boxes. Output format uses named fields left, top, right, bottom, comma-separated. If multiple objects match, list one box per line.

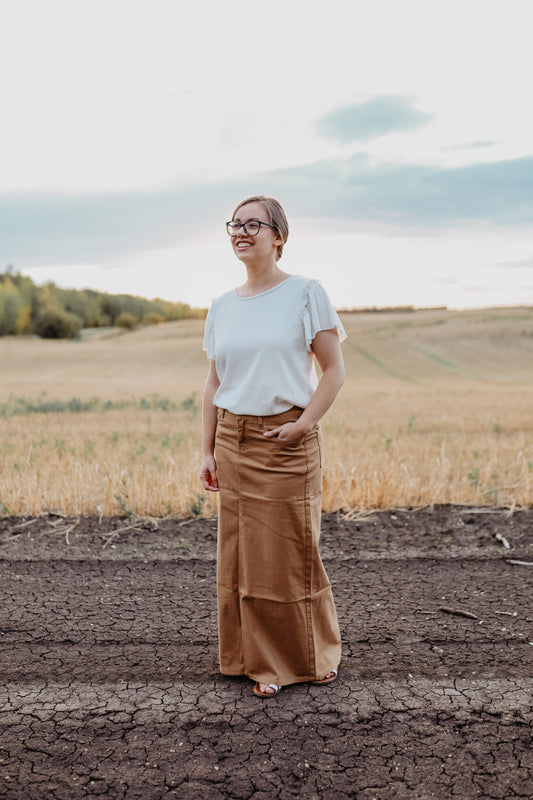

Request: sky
left=1, top=0, right=533, bottom=310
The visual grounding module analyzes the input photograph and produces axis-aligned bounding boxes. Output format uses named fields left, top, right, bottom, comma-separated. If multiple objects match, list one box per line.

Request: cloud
left=447, top=140, right=500, bottom=151
left=2, top=154, right=533, bottom=269
left=464, top=284, right=533, bottom=293
left=317, top=96, right=432, bottom=143
left=495, top=257, right=533, bottom=269
left=267, top=154, right=533, bottom=228
left=0, top=185, right=230, bottom=266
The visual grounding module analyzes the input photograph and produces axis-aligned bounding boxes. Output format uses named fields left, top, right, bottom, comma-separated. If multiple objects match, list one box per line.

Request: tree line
left=0, top=269, right=206, bottom=338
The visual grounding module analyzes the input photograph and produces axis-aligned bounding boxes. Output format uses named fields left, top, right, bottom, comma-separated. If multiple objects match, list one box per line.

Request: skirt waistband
left=217, top=406, right=304, bottom=426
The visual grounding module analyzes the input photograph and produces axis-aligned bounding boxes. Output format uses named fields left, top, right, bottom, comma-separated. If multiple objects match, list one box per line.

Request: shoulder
left=213, top=288, right=236, bottom=304
left=282, top=275, right=336, bottom=310
left=207, top=288, right=235, bottom=315
left=285, top=274, right=323, bottom=297
left=288, top=273, right=314, bottom=288
left=295, top=276, right=333, bottom=304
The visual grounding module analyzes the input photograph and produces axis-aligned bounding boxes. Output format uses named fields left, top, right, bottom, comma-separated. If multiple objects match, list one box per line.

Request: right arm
left=199, top=359, right=220, bottom=492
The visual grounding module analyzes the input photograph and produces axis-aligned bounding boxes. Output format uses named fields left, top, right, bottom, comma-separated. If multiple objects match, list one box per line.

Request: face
left=229, top=201, right=282, bottom=263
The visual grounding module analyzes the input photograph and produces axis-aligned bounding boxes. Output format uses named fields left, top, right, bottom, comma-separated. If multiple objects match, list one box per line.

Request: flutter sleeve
left=202, top=299, right=217, bottom=360
left=303, top=279, right=347, bottom=352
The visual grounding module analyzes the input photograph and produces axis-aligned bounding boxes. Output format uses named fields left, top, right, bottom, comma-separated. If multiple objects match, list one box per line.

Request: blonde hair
left=231, top=195, right=289, bottom=261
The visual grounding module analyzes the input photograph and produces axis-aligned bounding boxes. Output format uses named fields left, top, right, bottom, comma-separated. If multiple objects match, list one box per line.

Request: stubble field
left=0, top=305, right=532, bottom=517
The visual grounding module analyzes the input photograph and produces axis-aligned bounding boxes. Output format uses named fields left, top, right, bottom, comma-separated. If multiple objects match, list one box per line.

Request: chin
left=234, top=249, right=252, bottom=261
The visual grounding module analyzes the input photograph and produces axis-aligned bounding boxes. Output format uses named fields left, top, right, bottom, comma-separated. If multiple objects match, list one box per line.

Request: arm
left=263, top=328, right=345, bottom=442
left=199, top=360, right=221, bottom=491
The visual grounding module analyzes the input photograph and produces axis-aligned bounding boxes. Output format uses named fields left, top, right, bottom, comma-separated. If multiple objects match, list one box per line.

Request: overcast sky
left=1, top=0, right=533, bottom=309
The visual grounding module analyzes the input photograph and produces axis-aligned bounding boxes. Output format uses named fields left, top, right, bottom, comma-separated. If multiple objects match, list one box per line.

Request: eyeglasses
left=226, top=219, right=277, bottom=237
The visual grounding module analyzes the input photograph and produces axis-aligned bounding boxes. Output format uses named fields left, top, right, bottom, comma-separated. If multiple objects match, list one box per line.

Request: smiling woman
left=227, top=194, right=291, bottom=264
left=199, top=195, right=346, bottom=699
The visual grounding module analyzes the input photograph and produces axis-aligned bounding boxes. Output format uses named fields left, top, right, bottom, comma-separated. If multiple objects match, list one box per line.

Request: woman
left=200, top=195, right=345, bottom=698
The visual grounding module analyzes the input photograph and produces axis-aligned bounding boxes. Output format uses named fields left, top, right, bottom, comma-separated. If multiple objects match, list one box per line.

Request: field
left=1, top=308, right=533, bottom=797
left=0, top=306, right=532, bottom=517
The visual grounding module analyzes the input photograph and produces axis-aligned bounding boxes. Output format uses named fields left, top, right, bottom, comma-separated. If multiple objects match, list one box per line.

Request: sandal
left=311, top=668, right=338, bottom=686
left=253, top=682, right=281, bottom=698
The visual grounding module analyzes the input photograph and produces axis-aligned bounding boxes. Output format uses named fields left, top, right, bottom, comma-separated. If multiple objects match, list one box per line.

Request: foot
left=253, top=682, right=281, bottom=698
left=311, top=668, right=338, bottom=686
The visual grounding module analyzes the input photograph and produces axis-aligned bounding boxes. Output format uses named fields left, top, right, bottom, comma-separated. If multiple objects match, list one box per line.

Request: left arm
left=263, top=328, right=345, bottom=442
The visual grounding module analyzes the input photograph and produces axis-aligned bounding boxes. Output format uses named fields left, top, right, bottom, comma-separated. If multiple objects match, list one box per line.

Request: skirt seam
left=303, top=434, right=316, bottom=677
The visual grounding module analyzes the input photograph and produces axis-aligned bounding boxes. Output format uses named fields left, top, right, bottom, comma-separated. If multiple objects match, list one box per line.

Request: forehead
left=233, top=201, right=269, bottom=221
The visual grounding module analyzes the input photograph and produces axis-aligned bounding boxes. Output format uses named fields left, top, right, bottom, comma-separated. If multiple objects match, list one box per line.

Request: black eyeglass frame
left=225, top=220, right=277, bottom=237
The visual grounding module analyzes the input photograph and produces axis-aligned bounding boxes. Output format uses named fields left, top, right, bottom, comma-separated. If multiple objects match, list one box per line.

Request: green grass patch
left=353, top=345, right=417, bottom=383
left=0, top=394, right=179, bottom=418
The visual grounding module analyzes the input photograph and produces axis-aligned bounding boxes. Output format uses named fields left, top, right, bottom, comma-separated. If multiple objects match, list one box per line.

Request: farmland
left=0, top=306, right=532, bottom=516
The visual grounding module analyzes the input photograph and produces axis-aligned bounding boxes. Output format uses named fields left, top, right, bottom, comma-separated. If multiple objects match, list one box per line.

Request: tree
left=0, top=279, right=22, bottom=335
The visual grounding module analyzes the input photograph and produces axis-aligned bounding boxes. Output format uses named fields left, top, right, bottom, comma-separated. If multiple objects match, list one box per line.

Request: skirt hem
left=220, top=663, right=341, bottom=688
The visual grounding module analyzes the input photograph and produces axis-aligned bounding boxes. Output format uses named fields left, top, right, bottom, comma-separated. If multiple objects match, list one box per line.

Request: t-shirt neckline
left=233, top=275, right=294, bottom=300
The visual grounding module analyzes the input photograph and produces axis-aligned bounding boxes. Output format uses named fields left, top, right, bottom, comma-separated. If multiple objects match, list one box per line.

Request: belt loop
left=221, top=408, right=226, bottom=418
left=258, top=416, right=263, bottom=429
left=238, top=418, right=245, bottom=446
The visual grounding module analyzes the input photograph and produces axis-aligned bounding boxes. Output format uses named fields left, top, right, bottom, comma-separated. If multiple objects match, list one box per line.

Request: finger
left=201, top=478, right=219, bottom=492
left=200, top=470, right=217, bottom=489
left=263, top=426, right=282, bottom=438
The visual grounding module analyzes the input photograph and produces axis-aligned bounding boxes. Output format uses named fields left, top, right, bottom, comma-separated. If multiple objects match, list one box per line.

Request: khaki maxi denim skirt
left=215, top=406, right=341, bottom=687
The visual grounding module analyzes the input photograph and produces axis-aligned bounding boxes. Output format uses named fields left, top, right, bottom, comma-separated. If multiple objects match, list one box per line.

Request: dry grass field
left=0, top=306, right=532, bottom=517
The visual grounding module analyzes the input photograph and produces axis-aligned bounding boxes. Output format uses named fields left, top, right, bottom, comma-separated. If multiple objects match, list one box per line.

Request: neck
left=237, top=264, right=290, bottom=298
left=244, top=262, right=282, bottom=290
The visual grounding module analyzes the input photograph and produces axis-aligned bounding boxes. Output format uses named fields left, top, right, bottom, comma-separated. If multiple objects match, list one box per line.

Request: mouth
left=235, top=241, right=253, bottom=250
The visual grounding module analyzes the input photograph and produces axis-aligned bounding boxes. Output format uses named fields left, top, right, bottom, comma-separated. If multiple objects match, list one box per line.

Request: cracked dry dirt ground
left=0, top=507, right=532, bottom=800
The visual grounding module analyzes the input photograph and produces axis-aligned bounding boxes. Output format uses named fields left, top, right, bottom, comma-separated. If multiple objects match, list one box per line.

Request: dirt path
left=1, top=507, right=532, bottom=799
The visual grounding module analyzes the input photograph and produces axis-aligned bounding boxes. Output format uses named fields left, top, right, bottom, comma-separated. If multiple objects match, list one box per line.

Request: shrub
left=33, top=308, right=82, bottom=339
left=143, top=312, right=165, bottom=326
left=116, top=312, right=138, bottom=330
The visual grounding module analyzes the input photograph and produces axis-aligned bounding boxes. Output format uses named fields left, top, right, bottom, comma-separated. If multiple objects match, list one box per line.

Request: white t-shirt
left=203, top=274, right=346, bottom=415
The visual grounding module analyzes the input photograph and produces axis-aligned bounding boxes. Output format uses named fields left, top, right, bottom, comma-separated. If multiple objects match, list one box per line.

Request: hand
left=199, top=455, right=219, bottom=492
left=263, top=421, right=308, bottom=443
